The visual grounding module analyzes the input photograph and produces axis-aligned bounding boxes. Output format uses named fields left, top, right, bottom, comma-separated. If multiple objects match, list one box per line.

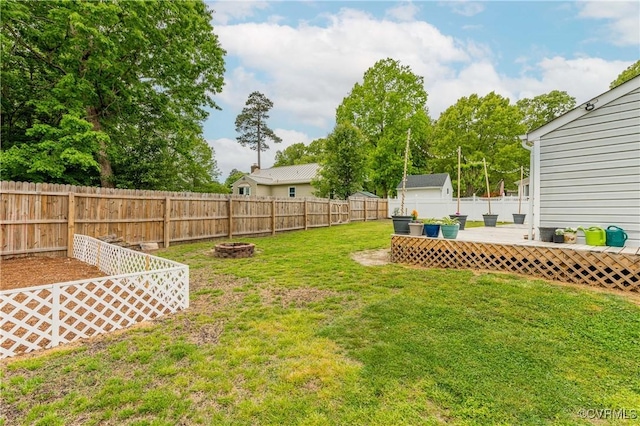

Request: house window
left=289, top=187, right=296, bottom=198
left=238, top=186, right=250, bottom=196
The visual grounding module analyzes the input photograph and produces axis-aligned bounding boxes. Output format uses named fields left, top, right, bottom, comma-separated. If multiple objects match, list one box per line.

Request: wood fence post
left=67, top=193, right=75, bottom=257
left=164, top=197, right=171, bottom=248
left=228, top=196, right=233, bottom=239
left=304, top=199, right=308, bottom=230
left=364, top=199, right=368, bottom=222
left=271, top=199, right=276, bottom=236
left=328, top=198, right=332, bottom=227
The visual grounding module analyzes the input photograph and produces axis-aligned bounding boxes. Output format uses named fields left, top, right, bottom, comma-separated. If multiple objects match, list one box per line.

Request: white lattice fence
left=1, top=235, right=189, bottom=359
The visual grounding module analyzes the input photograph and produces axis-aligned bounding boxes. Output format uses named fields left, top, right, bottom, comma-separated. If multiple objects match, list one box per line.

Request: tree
left=516, top=90, right=576, bottom=132
left=1, top=0, right=226, bottom=189
left=610, top=60, right=640, bottom=89
left=225, top=168, right=247, bottom=188
left=312, top=123, right=367, bottom=199
left=235, top=91, right=282, bottom=169
left=336, top=58, right=431, bottom=197
left=273, top=139, right=326, bottom=166
left=431, top=92, right=527, bottom=196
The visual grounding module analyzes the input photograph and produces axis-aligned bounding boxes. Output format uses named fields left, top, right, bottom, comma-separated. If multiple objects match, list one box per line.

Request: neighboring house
left=521, top=75, right=640, bottom=247
left=395, top=173, right=453, bottom=200
left=514, top=177, right=530, bottom=198
left=350, top=190, right=379, bottom=199
left=231, top=163, right=321, bottom=198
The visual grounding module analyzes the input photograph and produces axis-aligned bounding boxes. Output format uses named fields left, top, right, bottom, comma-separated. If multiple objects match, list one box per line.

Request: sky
left=204, top=0, right=639, bottom=180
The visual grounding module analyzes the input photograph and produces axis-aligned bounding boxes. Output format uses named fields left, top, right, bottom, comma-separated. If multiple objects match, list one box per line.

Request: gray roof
left=248, top=163, right=321, bottom=185
left=350, top=190, right=379, bottom=198
left=397, top=173, right=449, bottom=189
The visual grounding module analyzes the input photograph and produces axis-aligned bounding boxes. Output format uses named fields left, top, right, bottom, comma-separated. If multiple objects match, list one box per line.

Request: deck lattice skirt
left=391, top=236, right=640, bottom=292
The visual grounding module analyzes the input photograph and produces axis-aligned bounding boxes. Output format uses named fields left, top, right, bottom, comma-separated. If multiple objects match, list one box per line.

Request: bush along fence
left=0, top=234, right=189, bottom=359
left=0, top=181, right=388, bottom=258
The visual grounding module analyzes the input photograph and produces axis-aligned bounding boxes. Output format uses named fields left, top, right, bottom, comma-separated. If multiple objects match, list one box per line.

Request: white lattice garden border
left=1, top=235, right=189, bottom=359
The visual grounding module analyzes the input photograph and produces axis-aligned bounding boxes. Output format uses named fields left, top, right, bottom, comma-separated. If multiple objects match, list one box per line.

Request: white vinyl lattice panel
left=1, top=235, right=188, bottom=359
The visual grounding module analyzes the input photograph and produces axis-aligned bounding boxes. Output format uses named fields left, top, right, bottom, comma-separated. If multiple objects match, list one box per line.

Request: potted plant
left=563, top=227, right=577, bottom=244
left=394, top=129, right=413, bottom=235
left=391, top=207, right=411, bottom=235
left=451, top=146, right=468, bottom=230
left=553, top=228, right=565, bottom=243
left=439, top=216, right=460, bottom=239
left=423, top=218, right=441, bottom=238
left=408, top=209, right=424, bottom=236
left=482, top=158, right=498, bottom=227
left=512, top=165, right=526, bottom=224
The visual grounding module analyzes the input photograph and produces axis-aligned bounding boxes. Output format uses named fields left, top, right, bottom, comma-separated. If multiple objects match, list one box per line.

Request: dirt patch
left=1, top=257, right=105, bottom=290
left=351, top=249, right=391, bottom=266
left=260, top=286, right=339, bottom=308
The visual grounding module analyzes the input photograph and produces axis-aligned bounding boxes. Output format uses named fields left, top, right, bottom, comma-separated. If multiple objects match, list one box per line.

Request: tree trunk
left=257, top=123, right=261, bottom=169
left=87, top=106, right=114, bottom=187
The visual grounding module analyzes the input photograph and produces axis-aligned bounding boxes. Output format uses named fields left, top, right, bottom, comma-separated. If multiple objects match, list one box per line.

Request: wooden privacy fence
left=0, top=181, right=388, bottom=258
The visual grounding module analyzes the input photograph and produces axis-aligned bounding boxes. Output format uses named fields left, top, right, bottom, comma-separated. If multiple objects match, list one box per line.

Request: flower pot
left=441, top=224, right=459, bottom=239
left=408, top=222, right=424, bottom=236
left=564, top=233, right=577, bottom=244
left=424, top=224, right=440, bottom=238
left=450, top=214, right=467, bottom=230
left=483, top=214, right=498, bottom=227
left=392, top=215, right=411, bottom=234
left=512, top=213, right=526, bottom=224
left=538, top=227, right=555, bottom=242
left=553, top=234, right=564, bottom=243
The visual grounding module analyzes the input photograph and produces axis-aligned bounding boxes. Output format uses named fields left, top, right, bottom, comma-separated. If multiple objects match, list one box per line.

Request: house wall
left=231, top=177, right=259, bottom=196
left=270, top=183, right=316, bottom=198
left=538, top=86, right=640, bottom=247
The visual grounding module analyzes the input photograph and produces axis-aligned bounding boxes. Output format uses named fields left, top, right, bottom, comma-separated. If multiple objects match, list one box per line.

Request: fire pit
left=214, top=242, right=255, bottom=258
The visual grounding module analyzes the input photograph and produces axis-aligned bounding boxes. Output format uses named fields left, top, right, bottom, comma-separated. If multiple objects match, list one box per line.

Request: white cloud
left=442, top=1, right=485, bottom=17
left=209, top=3, right=633, bottom=179
left=578, top=1, right=640, bottom=46
left=210, top=1, right=270, bottom=25
left=210, top=129, right=312, bottom=179
left=215, top=7, right=470, bottom=129
left=385, top=2, right=420, bottom=22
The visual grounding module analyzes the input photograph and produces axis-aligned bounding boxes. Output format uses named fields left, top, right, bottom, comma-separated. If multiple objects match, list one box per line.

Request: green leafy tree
left=431, top=92, right=527, bottom=196
left=336, top=58, right=431, bottom=197
left=273, top=139, right=326, bottom=166
left=312, top=123, right=367, bottom=199
left=1, top=0, right=225, bottom=189
left=225, top=168, right=247, bottom=188
left=610, top=60, right=640, bottom=89
left=517, top=90, right=576, bottom=132
left=235, top=91, right=282, bottom=169
left=1, top=113, right=103, bottom=185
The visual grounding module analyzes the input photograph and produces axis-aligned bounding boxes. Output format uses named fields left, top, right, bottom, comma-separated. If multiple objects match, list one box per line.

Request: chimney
left=251, top=164, right=259, bottom=173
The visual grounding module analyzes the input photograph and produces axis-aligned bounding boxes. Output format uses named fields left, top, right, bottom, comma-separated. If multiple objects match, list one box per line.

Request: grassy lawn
left=2, top=220, right=639, bottom=425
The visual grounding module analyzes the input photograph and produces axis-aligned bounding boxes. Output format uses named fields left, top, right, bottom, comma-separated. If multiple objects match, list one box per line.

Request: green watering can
left=606, top=226, right=628, bottom=247
left=578, top=226, right=606, bottom=246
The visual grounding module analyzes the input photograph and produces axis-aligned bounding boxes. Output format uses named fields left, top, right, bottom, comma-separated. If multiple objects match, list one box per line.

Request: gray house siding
left=539, top=86, right=640, bottom=247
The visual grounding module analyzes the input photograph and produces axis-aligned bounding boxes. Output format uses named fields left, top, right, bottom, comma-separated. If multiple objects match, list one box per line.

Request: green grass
left=2, top=220, right=639, bottom=425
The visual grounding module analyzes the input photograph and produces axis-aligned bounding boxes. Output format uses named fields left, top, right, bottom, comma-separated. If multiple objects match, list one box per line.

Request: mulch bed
left=1, top=257, right=105, bottom=291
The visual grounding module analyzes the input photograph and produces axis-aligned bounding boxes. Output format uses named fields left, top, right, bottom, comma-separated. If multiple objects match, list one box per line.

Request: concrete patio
left=455, top=224, right=640, bottom=256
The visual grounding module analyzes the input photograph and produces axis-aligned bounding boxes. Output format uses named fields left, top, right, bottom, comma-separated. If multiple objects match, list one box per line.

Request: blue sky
left=204, top=1, right=639, bottom=180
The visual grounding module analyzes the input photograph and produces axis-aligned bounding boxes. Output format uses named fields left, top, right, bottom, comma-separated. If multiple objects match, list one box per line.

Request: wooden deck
left=391, top=225, right=640, bottom=292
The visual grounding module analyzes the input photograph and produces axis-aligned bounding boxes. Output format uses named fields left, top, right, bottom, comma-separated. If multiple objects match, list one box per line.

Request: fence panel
left=1, top=235, right=188, bottom=359
left=1, top=181, right=388, bottom=258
